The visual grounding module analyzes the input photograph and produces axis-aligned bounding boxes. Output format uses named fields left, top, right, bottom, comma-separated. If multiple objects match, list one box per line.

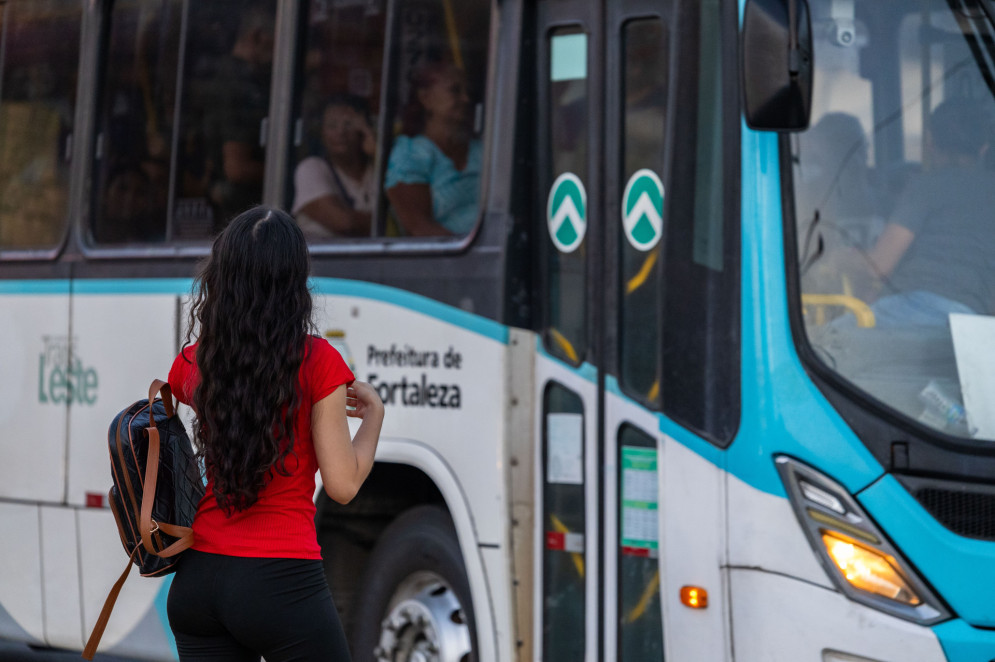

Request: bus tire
left=350, top=505, right=477, bottom=662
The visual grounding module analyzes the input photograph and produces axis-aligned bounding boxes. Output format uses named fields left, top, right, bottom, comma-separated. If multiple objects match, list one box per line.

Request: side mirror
left=742, top=0, right=813, bottom=131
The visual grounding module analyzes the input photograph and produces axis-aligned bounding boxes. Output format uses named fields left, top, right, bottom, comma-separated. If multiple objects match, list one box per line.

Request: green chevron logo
left=547, top=173, right=587, bottom=253
left=622, top=169, right=664, bottom=252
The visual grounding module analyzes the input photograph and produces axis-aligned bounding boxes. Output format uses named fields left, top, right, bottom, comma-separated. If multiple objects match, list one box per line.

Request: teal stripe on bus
left=0, top=280, right=71, bottom=294
left=72, top=279, right=195, bottom=295
left=2, top=277, right=509, bottom=344
left=534, top=336, right=598, bottom=382
left=933, top=619, right=995, bottom=661
left=310, top=278, right=508, bottom=344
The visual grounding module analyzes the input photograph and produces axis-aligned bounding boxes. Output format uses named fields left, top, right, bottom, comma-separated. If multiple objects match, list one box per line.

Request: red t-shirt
left=168, top=335, right=354, bottom=559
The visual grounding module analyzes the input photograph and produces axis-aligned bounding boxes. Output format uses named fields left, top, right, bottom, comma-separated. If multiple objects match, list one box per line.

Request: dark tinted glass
left=617, top=425, right=663, bottom=662
left=543, top=27, right=589, bottom=364
left=91, top=0, right=181, bottom=243
left=619, top=18, right=668, bottom=405
left=0, top=0, right=80, bottom=251
left=91, top=0, right=276, bottom=244
left=176, top=0, right=276, bottom=236
left=659, top=0, right=739, bottom=444
left=542, top=382, right=585, bottom=662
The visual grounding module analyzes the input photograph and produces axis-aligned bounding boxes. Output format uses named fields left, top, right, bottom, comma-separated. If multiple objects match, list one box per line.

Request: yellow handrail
left=624, top=570, right=660, bottom=623
left=441, top=0, right=465, bottom=70
left=550, top=514, right=585, bottom=579
left=626, top=252, right=658, bottom=295
left=549, top=328, right=580, bottom=363
left=802, top=294, right=876, bottom=328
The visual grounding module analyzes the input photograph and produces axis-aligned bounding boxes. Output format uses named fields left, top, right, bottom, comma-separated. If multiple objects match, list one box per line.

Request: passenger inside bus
left=94, top=164, right=163, bottom=243
left=292, top=95, right=375, bottom=238
left=833, top=99, right=995, bottom=326
left=202, top=4, right=275, bottom=226
left=796, top=113, right=880, bottom=257
left=385, top=62, right=482, bottom=237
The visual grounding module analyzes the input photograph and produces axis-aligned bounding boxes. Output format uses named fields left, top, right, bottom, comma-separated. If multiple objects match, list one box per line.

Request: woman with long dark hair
left=166, top=206, right=383, bottom=660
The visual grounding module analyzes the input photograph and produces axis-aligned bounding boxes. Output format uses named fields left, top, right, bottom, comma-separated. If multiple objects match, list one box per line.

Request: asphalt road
left=0, top=641, right=143, bottom=661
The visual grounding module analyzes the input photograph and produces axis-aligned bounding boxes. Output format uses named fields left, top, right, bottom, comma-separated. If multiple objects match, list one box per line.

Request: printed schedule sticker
left=621, top=446, right=659, bottom=556
left=546, top=413, right=584, bottom=484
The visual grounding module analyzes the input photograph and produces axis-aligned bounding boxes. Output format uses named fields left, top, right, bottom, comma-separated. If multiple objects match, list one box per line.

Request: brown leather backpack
left=82, top=380, right=204, bottom=659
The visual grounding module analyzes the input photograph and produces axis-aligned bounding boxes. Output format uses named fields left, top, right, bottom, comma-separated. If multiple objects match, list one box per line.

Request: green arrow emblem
left=547, top=173, right=587, bottom=253
left=622, top=169, right=664, bottom=252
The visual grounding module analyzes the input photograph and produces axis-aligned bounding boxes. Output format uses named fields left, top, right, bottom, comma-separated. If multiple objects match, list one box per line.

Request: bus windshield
left=791, top=0, right=995, bottom=442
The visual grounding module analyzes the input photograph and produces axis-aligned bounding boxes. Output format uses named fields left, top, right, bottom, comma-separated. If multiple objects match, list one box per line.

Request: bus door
left=601, top=3, right=671, bottom=661
left=536, top=0, right=728, bottom=659
left=533, top=2, right=603, bottom=661
left=602, top=0, right=736, bottom=659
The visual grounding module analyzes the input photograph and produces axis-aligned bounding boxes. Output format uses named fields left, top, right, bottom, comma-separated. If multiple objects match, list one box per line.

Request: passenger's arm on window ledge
left=385, top=183, right=452, bottom=237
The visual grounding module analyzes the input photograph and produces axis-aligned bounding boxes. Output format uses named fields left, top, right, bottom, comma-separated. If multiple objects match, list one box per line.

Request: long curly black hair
left=183, top=206, right=315, bottom=515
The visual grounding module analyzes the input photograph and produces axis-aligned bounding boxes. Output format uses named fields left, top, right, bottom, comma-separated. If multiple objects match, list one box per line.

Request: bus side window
left=178, top=1, right=276, bottom=236
left=0, top=1, right=81, bottom=252
left=288, top=0, right=491, bottom=241
left=659, top=0, right=739, bottom=445
left=618, top=18, right=669, bottom=406
left=288, top=1, right=385, bottom=240
left=91, top=0, right=276, bottom=245
left=91, top=0, right=181, bottom=244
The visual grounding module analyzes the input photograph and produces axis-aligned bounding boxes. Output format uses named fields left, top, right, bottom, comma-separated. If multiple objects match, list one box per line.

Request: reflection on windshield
left=793, top=0, right=995, bottom=441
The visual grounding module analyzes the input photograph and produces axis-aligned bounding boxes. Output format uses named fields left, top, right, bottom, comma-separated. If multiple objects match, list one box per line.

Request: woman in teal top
left=385, top=62, right=482, bottom=236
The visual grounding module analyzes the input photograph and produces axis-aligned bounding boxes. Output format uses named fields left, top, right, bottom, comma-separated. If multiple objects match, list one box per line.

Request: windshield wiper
left=948, top=0, right=995, bottom=100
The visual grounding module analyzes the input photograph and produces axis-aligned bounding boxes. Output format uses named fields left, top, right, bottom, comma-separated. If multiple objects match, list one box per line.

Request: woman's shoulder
left=386, top=135, right=439, bottom=187
left=304, top=336, right=350, bottom=369
left=168, top=343, right=199, bottom=404
left=303, top=336, right=355, bottom=403
left=295, top=155, right=333, bottom=177
left=390, top=134, right=440, bottom=160
left=174, top=343, right=197, bottom=365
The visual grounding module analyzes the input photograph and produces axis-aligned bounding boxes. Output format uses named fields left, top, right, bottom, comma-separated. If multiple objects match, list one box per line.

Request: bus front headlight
left=775, top=456, right=949, bottom=624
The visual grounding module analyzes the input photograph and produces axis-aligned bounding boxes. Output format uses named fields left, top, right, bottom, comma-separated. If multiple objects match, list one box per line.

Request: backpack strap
left=140, top=425, right=195, bottom=557
left=148, top=378, right=175, bottom=427
left=81, top=542, right=141, bottom=660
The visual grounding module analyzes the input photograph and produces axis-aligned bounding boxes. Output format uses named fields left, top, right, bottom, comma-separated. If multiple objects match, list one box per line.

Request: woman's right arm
left=386, top=183, right=452, bottom=236
left=312, top=381, right=384, bottom=504
left=299, top=195, right=372, bottom=236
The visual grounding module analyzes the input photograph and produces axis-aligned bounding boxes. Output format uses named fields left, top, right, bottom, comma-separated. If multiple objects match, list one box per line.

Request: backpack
left=82, top=379, right=205, bottom=660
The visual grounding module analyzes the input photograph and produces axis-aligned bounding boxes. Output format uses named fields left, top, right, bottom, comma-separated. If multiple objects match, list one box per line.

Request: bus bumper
left=728, top=567, right=950, bottom=661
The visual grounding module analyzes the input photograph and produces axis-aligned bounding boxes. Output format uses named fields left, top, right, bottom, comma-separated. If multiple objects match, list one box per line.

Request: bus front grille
left=897, top=475, right=995, bottom=542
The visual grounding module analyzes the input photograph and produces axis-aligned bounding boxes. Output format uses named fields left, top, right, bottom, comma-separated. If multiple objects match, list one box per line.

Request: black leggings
left=167, top=549, right=351, bottom=661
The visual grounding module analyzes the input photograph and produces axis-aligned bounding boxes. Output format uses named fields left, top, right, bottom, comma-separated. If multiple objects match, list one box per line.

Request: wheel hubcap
left=375, top=572, right=471, bottom=662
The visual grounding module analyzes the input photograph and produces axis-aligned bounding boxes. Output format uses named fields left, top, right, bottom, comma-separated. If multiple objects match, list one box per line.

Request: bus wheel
left=351, top=505, right=476, bottom=662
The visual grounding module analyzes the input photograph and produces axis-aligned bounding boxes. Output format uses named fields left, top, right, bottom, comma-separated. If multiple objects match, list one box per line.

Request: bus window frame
left=611, top=9, right=675, bottom=412
left=0, top=0, right=84, bottom=264
left=286, top=0, right=500, bottom=257
left=74, top=0, right=500, bottom=261
left=537, top=19, right=595, bottom=368
left=649, top=0, right=740, bottom=448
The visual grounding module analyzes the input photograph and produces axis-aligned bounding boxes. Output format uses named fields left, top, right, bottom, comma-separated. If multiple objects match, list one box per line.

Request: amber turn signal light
left=680, top=585, right=708, bottom=609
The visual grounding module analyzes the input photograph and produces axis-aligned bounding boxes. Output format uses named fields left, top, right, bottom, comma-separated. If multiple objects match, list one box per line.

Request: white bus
left=1, top=0, right=994, bottom=660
